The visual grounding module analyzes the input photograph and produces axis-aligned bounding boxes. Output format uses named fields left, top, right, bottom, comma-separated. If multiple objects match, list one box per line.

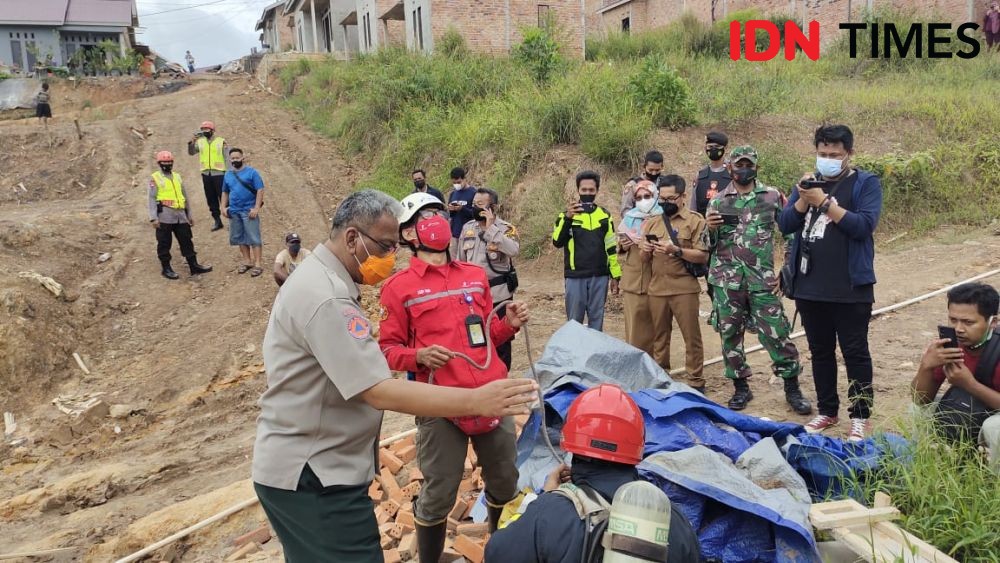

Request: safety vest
left=152, top=171, right=185, bottom=209
left=196, top=136, right=226, bottom=172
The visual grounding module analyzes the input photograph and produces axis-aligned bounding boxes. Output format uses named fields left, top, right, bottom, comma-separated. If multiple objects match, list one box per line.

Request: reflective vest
left=152, top=171, right=185, bottom=209
left=196, top=136, right=226, bottom=172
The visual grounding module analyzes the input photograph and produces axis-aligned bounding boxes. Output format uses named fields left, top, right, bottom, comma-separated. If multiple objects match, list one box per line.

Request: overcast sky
left=136, top=0, right=277, bottom=67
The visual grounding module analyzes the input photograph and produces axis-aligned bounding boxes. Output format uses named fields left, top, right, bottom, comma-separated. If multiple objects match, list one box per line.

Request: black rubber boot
left=727, top=378, right=753, bottom=410
left=783, top=377, right=813, bottom=415
left=416, top=522, right=447, bottom=563
left=211, top=217, right=224, bottom=231
left=187, top=256, right=213, bottom=275
left=487, top=505, right=505, bottom=533
left=160, top=258, right=179, bottom=280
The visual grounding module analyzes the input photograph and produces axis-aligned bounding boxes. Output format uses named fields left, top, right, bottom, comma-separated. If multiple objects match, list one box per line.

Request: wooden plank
left=872, top=522, right=960, bottom=563
left=811, top=506, right=900, bottom=530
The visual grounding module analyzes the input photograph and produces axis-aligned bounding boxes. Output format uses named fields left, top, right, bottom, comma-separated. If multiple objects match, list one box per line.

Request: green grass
left=853, top=413, right=1000, bottom=562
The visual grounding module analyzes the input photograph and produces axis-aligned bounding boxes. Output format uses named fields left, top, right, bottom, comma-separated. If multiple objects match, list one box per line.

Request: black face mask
left=231, top=161, right=244, bottom=169
left=203, top=131, right=213, bottom=139
left=733, top=168, right=757, bottom=185
left=414, top=179, right=426, bottom=190
left=661, top=202, right=679, bottom=216
left=289, top=243, right=301, bottom=254
left=579, top=193, right=597, bottom=204
left=159, top=164, right=173, bottom=174
left=707, top=148, right=725, bottom=161
left=644, top=172, right=661, bottom=183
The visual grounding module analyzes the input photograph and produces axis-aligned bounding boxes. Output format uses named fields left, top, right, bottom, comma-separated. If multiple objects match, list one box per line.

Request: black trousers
left=255, top=465, right=382, bottom=563
left=496, top=300, right=513, bottom=370
left=796, top=299, right=873, bottom=419
left=155, top=222, right=195, bottom=262
left=201, top=173, right=224, bottom=220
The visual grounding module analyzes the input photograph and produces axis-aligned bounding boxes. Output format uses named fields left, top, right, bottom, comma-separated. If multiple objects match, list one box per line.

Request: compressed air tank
left=602, top=481, right=672, bottom=563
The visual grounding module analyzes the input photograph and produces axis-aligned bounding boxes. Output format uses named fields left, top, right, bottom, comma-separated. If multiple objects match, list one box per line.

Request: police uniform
left=459, top=217, right=520, bottom=369
left=379, top=258, right=520, bottom=531
left=619, top=209, right=708, bottom=386
left=148, top=170, right=201, bottom=273
left=253, top=243, right=391, bottom=562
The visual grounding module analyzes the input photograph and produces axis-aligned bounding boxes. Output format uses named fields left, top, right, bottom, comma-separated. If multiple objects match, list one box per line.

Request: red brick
left=379, top=448, right=405, bottom=474
left=232, top=525, right=271, bottom=548
left=380, top=468, right=403, bottom=502
left=383, top=549, right=402, bottom=563
left=456, top=522, right=489, bottom=538
left=396, top=444, right=417, bottom=464
left=449, top=499, right=469, bottom=521
left=454, top=534, right=485, bottom=563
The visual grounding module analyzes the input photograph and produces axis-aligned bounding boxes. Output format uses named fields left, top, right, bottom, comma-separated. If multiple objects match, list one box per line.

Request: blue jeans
left=564, top=276, right=610, bottom=331
left=229, top=211, right=262, bottom=247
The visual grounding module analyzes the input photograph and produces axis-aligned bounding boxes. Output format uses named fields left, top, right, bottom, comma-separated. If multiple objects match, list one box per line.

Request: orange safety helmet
left=200, top=120, right=215, bottom=131
left=155, top=150, right=174, bottom=163
left=561, top=384, right=645, bottom=465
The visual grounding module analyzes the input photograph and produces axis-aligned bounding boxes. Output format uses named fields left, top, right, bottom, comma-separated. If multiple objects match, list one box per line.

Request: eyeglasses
left=358, top=230, right=399, bottom=255
left=659, top=194, right=683, bottom=203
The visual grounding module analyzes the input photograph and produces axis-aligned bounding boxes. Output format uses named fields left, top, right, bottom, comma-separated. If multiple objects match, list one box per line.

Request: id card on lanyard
left=461, top=291, right=487, bottom=348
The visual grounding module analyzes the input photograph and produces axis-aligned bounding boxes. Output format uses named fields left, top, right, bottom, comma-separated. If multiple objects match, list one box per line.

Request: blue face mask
left=816, top=156, right=845, bottom=178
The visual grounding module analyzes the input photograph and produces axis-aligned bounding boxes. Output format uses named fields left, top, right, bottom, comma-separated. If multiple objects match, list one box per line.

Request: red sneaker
left=804, top=415, right=839, bottom=434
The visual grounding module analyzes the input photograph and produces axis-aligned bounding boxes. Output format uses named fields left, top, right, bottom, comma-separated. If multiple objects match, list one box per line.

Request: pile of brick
left=375, top=413, right=530, bottom=563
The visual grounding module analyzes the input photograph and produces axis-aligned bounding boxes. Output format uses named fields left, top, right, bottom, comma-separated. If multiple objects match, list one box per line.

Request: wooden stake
left=72, top=352, right=91, bottom=375
left=0, top=547, right=79, bottom=560
left=74, top=118, right=83, bottom=140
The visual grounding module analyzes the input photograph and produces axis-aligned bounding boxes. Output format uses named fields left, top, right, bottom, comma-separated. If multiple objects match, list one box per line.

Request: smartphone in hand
left=938, top=325, right=959, bottom=348
left=645, top=234, right=660, bottom=243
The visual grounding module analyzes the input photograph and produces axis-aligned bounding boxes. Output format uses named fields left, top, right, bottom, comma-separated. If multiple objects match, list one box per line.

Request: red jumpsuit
left=378, top=257, right=520, bottom=526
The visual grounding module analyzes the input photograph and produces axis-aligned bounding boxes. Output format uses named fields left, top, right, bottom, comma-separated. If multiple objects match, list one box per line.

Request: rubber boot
left=187, top=256, right=213, bottom=275
left=727, top=378, right=753, bottom=410
left=211, top=216, right=224, bottom=231
left=783, top=376, right=813, bottom=415
left=415, top=522, right=447, bottom=563
left=160, top=258, right=179, bottom=280
left=487, top=504, right=505, bottom=533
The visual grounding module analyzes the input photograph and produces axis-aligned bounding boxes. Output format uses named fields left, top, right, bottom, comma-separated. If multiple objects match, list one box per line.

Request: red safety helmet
left=200, top=120, right=215, bottom=131
left=155, top=150, right=174, bottom=163
left=561, top=384, right=645, bottom=465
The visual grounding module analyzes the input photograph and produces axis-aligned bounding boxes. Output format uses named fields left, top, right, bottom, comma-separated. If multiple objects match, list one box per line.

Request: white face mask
left=816, top=156, right=845, bottom=178
left=453, top=183, right=463, bottom=190
left=635, top=198, right=657, bottom=213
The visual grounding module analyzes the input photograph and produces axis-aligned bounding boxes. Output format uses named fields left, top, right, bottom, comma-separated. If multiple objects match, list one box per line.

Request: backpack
left=935, top=333, right=1000, bottom=442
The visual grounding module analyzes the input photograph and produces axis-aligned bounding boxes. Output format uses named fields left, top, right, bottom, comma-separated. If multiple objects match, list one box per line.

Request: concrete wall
left=404, top=0, right=434, bottom=52
left=1, top=26, right=62, bottom=70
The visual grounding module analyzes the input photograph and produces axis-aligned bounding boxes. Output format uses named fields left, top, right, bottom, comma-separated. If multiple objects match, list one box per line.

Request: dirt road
left=0, top=76, right=998, bottom=561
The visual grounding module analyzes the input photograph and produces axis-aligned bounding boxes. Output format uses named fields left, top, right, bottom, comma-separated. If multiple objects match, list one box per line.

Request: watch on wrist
left=673, top=248, right=683, bottom=258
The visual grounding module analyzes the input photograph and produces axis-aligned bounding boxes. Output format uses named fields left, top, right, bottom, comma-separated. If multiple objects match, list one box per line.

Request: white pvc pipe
left=667, top=268, right=1000, bottom=377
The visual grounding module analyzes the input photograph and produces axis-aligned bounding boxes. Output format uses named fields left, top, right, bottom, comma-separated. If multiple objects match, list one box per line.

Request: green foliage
left=0, top=71, right=11, bottom=81
left=853, top=413, right=1000, bottom=562
left=437, top=27, right=469, bottom=59
left=627, top=57, right=696, bottom=130
left=513, top=178, right=567, bottom=259
left=515, top=26, right=563, bottom=84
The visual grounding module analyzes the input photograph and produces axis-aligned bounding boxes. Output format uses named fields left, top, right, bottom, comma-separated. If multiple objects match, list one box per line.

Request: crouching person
left=485, top=384, right=701, bottom=562
left=911, top=282, right=1000, bottom=472
left=379, top=192, right=530, bottom=562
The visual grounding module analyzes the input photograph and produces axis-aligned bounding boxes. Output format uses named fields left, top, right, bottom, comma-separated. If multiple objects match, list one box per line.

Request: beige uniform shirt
left=274, top=247, right=312, bottom=276
left=458, top=218, right=519, bottom=303
left=253, top=243, right=390, bottom=490
left=619, top=209, right=708, bottom=297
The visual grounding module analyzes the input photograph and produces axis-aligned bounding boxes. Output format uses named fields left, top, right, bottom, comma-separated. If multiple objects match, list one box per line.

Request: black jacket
left=485, top=459, right=701, bottom=563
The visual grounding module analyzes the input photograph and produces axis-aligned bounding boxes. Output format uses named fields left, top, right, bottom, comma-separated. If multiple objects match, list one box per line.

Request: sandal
left=250, top=266, right=263, bottom=277
left=237, top=264, right=252, bottom=274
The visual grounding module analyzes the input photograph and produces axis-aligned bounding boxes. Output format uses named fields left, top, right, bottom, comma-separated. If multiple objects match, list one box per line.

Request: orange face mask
left=355, top=237, right=395, bottom=285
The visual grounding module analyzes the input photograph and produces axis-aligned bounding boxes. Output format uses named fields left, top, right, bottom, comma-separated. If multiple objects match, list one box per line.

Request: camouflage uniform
left=707, top=149, right=800, bottom=382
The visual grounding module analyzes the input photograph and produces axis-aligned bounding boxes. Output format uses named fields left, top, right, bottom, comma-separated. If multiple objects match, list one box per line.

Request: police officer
left=148, top=150, right=212, bottom=279
left=187, top=120, right=228, bottom=231
left=459, top=188, right=520, bottom=369
left=484, top=384, right=701, bottom=563
left=253, top=190, right=537, bottom=563
left=379, top=192, right=531, bottom=563
left=706, top=146, right=812, bottom=414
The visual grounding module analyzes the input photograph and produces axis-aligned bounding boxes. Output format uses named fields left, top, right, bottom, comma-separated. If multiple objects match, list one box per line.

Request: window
left=417, top=6, right=424, bottom=51
left=538, top=4, right=550, bottom=28
left=622, top=17, right=630, bottom=34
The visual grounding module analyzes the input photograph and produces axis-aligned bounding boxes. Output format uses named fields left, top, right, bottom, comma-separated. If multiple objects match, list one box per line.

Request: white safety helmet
left=398, top=192, right=445, bottom=225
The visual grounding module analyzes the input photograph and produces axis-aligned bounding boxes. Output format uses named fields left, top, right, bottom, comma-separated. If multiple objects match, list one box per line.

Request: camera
left=193, top=131, right=205, bottom=138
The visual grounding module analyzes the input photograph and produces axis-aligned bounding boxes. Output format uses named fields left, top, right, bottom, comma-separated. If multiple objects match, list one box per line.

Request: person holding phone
left=778, top=124, right=883, bottom=441
left=911, top=283, right=1000, bottom=467
left=553, top=171, right=621, bottom=332
left=446, top=167, right=478, bottom=256
left=706, top=146, right=812, bottom=415
left=620, top=176, right=709, bottom=391
left=620, top=150, right=665, bottom=214
left=379, top=192, right=531, bottom=563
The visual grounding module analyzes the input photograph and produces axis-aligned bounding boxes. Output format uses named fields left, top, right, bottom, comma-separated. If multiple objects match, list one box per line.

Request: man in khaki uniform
left=621, top=175, right=709, bottom=391
left=459, top=188, right=520, bottom=368
left=252, top=190, right=537, bottom=563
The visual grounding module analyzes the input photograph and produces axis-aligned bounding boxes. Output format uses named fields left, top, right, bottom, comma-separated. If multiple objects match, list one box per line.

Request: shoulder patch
left=379, top=306, right=389, bottom=322
left=347, top=315, right=371, bottom=339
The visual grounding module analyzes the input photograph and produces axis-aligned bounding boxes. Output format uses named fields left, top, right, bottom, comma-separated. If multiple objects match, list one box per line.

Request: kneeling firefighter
left=485, top=384, right=701, bottom=563
left=378, top=192, right=531, bottom=562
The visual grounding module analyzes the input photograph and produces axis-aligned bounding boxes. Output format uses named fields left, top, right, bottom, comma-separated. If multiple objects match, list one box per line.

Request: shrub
left=438, top=27, right=469, bottom=58
left=627, top=57, right=697, bottom=130
left=515, top=26, right=563, bottom=83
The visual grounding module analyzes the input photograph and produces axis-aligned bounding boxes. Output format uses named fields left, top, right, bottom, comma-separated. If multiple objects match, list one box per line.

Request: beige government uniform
left=619, top=208, right=708, bottom=385
left=253, top=243, right=390, bottom=562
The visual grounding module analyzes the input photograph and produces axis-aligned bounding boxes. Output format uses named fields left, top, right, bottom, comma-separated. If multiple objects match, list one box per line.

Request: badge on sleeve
left=379, top=306, right=389, bottom=322
left=347, top=315, right=371, bottom=339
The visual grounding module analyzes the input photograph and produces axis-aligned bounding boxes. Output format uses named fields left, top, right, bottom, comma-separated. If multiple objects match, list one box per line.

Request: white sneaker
left=848, top=418, right=871, bottom=442
left=804, top=415, right=839, bottom=434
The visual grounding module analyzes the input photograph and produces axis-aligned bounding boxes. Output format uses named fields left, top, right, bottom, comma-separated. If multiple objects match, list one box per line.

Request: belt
left=489, top=275, right=509, bottom=288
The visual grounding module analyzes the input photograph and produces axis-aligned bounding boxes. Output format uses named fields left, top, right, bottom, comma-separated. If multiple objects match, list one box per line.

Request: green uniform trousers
left=712, top=285, right=801, bottom=381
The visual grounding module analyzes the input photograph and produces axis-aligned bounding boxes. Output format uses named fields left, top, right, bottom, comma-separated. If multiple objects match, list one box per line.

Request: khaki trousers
left=623, top=291, right=704, bottom=385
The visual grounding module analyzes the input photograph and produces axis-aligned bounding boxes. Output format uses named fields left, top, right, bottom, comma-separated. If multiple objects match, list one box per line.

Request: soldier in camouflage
left=706, top=146, right=813, bottom=414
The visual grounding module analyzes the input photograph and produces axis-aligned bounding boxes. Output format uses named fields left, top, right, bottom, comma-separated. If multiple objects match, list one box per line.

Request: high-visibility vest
left=152, top=171, right=185, bottom=209
left=196, top=136, right=226, bottom=172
